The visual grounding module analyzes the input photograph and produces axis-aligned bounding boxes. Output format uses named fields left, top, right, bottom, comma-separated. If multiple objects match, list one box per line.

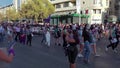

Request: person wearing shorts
left=66, top=29, right=79, bottom=68
left=90, top=26, right=100, bottom=56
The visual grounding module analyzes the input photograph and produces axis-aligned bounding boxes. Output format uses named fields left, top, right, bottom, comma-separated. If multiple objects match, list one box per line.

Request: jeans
left=41, top=34, right=46, bottom=43
left=84, top=41, right=91, bottom=61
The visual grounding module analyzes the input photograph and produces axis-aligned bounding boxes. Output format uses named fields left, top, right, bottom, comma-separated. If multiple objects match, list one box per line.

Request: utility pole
left=13, top=0, right=18, bottom=12
left=76, top=0, right=81, bottom=25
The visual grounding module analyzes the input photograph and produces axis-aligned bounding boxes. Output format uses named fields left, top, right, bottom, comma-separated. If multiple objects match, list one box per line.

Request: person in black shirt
left=82, top=24, right=91, bottom=63
left=26, top=26, right=32, bottom=46
left=66, top=29, right=79, bottom=68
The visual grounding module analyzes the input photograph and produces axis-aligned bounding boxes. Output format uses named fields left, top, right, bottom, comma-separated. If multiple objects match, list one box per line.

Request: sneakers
left=78, top=53, right=84, bottom=57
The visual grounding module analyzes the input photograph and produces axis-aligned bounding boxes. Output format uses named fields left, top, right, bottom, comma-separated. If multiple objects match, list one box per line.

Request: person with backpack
left=106, top=24, right=117, bottom=53
left=114, top=25, right=120, bottom=51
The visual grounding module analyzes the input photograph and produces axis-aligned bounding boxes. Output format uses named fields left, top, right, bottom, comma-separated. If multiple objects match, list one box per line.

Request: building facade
left=107, top=0, right=120, bottom=23
left=49, top=0, right=110, bottom=25
left=50, top=0, right=78, bottom=25
left=13, top=0, right=28, bottom=11
left=115, top=0, right=120, bottom=22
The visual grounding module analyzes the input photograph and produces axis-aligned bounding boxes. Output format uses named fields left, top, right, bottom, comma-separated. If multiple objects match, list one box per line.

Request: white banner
left=76, top=0, right=81, bottom=14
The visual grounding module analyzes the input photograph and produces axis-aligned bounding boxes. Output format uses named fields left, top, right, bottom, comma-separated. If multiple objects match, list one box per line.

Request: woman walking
left=82, top=24, right=92, bottom=63
left=45, top=29, right=51, bottom=47
left=66, top=29, right=79, bottom=68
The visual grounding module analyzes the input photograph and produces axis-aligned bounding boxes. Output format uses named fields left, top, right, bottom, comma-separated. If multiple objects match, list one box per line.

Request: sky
left=0, top=0, right=13, bottom=7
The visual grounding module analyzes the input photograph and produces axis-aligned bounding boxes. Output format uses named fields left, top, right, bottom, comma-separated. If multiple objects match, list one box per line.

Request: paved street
left=1, top=35, right=120, bottom=68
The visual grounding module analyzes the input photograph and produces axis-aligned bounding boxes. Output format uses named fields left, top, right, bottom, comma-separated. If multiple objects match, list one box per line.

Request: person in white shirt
left=14, top=25, right=20, bottom=42
left=45, top=29, right=51, bottom=47
left=7, top=25, right=13, bottom=43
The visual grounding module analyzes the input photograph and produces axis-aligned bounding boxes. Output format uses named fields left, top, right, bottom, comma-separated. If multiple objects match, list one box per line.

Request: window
left=93, top=0, right=97, bottom=4
left=93, top=9, right=101, bottom=14
left=110, top=1, right=111, bottom=5
left=98, top=9, right=101, bottom=14
left=93, top=0, right=102, bottom=5
left=56, top=4, right=61, bottom=8
left=93, top=9, right=96, bottom=14
left=106, top=0, right=108, bottom=6
left=96, top=9, right=101, bottom=14
left=83, top=1, right=85, bottom=4
left=73, top=2, right=76, bottom=6
left=50, top=0, right=55, bottom=1
left=63, top=2, right=69, bottom=7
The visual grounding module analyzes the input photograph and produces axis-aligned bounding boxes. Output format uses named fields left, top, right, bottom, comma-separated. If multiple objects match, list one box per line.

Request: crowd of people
left=0, top=22, right=33, bottom=66
left=40, top=23, right=120, bottom=68
left=0, top=23, right=33, bottom=46
left=0, top=22, right=120, bottom=68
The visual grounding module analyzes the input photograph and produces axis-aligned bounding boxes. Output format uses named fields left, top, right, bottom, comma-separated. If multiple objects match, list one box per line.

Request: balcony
left=50, top=0, right=72, bottom=4
left=55, top=6, right=76, bottom=12
left=91, top=4, right=103, bottom=9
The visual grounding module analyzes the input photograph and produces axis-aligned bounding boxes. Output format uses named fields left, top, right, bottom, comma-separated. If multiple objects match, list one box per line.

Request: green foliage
left=0, top=12, right=4, bottom=22
left=6, top=8, right=20, bottom=20
left=20, top=0, right=55, bottom=20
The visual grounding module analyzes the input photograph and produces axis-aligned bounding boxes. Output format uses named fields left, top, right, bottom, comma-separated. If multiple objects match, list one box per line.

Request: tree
left=20, top=0, right=55, bottom=21
left=6, top=8, right=20, bottom=21
left=0, top=12, right=4, bottom=22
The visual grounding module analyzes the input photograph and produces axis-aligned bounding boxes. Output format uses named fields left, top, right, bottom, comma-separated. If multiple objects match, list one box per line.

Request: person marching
left=77, top=25, right=84, bottom=57
left=6, top=24, right=14, bottom=45
left=45, top=29, right=51, bottom=47
left=106, top=24, right=118, bottom=53
left=26, top=26, right=33, bottom=46
left=90, top=25, right=100, bottom=56
left=82, top=24, right=92, bottom=63
left=65, top=28, right=79, bottom=68
left=54, top=26, right=61, bottom=46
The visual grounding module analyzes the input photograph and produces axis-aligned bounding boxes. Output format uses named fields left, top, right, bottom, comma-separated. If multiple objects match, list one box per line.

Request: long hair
left=73, top=30, right=79, bottom=44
